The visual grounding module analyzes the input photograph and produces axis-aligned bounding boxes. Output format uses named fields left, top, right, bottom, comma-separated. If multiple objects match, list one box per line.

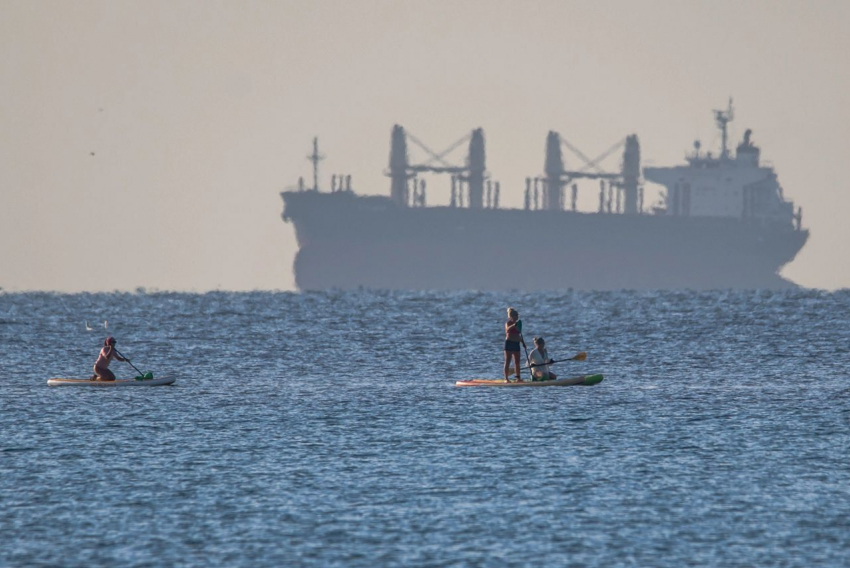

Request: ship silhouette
left=281, top=101, right=807, bottom=290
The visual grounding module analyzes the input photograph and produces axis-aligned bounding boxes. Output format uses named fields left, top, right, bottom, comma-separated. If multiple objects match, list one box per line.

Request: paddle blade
left=572, top=352, right=587, bottom=361
left=143, top=372, right=154, bottom=380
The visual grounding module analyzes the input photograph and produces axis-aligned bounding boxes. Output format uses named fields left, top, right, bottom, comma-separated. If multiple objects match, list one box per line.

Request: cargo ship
left=281, top=102, right=807, bottom=290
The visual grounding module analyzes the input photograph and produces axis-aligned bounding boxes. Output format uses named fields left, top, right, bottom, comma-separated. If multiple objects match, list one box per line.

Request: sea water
left=1, top=289, right=848, bottom=566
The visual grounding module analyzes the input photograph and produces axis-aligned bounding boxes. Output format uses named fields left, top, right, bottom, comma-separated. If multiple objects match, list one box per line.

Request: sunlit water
left=1, top=290, right=848, bottom=566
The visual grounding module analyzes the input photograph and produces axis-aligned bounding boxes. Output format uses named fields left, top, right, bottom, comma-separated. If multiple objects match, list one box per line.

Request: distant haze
left=2, top=0, right=848, bottom=291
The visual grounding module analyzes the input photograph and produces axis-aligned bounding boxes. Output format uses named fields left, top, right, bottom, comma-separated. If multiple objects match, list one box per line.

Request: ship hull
left=282, top=191, right=808, bottom=291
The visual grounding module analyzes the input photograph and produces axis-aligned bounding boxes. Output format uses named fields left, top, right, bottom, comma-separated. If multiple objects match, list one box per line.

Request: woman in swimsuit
left=92, top=336, right=128, bottom=381
left=504, top=307, right=526, bottom=382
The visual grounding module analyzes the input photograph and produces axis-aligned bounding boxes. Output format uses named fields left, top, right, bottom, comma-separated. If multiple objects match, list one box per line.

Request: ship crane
left=387, top=125, right=496, bottom=208
left=529, top=133, right=641, bottom=214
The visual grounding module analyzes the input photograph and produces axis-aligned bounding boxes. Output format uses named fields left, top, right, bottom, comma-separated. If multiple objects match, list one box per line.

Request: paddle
left=524, top=351, right=587, bottom=369
left=518, top=324, right=531, bottom=382
left=114, top=348, right=153, bottom=380
left=509, top=351, right=587, bottom=374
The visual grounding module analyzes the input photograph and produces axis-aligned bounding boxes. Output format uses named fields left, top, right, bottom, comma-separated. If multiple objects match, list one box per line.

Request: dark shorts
left=504, top=340, right=521, bottom=353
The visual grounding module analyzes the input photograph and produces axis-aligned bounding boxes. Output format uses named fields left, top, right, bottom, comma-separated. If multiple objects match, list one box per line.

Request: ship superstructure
left=644, top=100, right=802, bottom=228
left=281, top=103, right=808, bottom=290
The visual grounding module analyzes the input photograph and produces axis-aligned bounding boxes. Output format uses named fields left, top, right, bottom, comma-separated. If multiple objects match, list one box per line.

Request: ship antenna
left=713, top=98, right=734, bottom=160
left=307, top=137, right=325, bottom=191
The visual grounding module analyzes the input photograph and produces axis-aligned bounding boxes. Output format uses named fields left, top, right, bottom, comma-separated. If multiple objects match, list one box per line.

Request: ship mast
left=307, top=137, right=324, bottom=191
left=713, top=98, right=734, bottom=160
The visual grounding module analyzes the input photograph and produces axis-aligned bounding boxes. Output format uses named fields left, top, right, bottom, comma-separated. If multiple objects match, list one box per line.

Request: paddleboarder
left=91, top=336, right=128, bottom=381
left=528, top=337, right=557, bottom=382
left=504, top=307, right=526, bottom=382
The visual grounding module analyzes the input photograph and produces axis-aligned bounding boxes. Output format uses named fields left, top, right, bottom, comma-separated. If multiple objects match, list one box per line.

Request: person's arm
left=107, top=346, right=127, bottom=362
left=529, top=350, right=542, bottom=375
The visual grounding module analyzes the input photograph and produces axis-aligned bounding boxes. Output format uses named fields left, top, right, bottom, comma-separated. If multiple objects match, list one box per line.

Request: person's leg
left=513, top=352, right=522, bottom=381
left=95, top=366, right=115, bottom=381
left=504, top=351, right=512, bottom=380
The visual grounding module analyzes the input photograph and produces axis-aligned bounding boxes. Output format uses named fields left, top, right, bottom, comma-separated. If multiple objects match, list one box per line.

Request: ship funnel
left=466, top=128, right=486, bottom=209
left=736, top=128, right=760, bottom=167
left=545, top=131, right=565, bottom=211
left=389, top=125, right=410, bottom=206
left=622, top=134, right=640, bottom=214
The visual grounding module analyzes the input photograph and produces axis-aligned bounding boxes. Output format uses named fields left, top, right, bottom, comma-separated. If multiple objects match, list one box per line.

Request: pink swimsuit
left=94, top=346, right=115, bottom=369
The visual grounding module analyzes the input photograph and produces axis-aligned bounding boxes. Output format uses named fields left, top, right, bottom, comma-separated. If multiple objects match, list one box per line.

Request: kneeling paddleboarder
left=91, top=336, right=128, bottom=381
left=529, top=337, right=557, bottom=382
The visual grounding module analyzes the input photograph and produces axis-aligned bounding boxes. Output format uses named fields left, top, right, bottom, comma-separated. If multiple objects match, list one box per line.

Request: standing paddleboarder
left=504, top=307, right=527, bottom=382
left=91, top=336, right=128, bottom=381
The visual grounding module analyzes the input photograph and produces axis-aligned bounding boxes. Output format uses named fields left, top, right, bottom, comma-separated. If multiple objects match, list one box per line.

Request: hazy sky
left=2, top=0, right=848, bottom=291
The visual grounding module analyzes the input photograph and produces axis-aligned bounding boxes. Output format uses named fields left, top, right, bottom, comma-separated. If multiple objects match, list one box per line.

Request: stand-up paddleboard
left=456, top=374, right=603, bottom=387
left=47, top=376, right=175, bottom=387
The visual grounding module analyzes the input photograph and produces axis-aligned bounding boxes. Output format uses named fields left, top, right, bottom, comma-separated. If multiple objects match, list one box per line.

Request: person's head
left=534, top=337, right=545, bottom=349
left=507, top=307, right=518, bottom=321
left=104, top=336, right=116, bottom=347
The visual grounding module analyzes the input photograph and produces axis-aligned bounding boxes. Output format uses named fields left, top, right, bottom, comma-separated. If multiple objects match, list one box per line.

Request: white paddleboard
left=456, top=374, right=603, bottom=387
left=47, top=376, right=175, bottom=387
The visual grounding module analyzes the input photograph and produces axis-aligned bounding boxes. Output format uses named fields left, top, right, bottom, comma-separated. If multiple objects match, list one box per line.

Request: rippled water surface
left=1, top=290, right=849, bottom=566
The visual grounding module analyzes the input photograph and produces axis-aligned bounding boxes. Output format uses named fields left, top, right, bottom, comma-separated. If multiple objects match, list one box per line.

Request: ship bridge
left=643, top=100, right=803, bottom=229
